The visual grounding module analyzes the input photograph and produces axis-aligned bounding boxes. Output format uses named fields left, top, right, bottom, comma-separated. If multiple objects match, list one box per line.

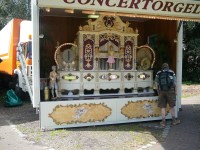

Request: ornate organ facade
left=55, top=15, right=155, bottom=97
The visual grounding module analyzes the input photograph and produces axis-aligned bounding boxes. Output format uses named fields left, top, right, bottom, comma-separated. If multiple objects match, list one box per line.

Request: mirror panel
left=100, top=73, right=119, bottom=81
left=62, top=73, right=79, bottom=82
left=84, top=73, right=94, bottom=81
left=138, top=73, right=150, bottom=80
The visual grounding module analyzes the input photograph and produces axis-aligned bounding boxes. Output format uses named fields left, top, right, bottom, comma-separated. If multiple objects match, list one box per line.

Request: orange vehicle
left=0, top=19, right=32, bottom=100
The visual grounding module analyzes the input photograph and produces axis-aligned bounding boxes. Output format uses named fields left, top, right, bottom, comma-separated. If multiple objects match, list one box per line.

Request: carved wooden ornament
left=49, top=103, right=112, bottom=125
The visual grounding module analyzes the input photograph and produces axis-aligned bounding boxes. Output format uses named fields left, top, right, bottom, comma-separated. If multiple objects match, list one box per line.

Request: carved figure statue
left=62, top=61, right=67, bottom=71
left=107, top=46, right=117, bottom=70
left=79, top=24, right=83, bottom=30
left=125, top=21, right=134, bottom=33
left=82, top=19, right=92, bottom=30
left=72, top=60, right=75, bottom=71
left=120, top=48, right=124, bottom=55
left=49, top=65, right=60, bottom=99
left=95, top=47, right=99, bottom=55
left=135, top=28, right=139, bottom=34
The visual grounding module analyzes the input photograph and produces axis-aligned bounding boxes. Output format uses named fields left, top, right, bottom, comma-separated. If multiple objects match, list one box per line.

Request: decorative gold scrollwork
left=84, top=73, right=94, bottom=82
left=62, top=73, right=79, bottom=82
left=100, top=73, right=120, bottom=81
left=137, top=73, right=150, bottom=80
left=125, top=73, right=134, bottom=81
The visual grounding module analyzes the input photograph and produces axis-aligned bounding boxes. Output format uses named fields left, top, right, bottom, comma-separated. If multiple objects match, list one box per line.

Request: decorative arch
left=54, top=43, right=77, bottom=69
left=137, top=45, right=156, bottom=69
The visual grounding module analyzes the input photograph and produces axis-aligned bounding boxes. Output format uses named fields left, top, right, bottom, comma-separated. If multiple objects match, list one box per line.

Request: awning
left=38, top=0, right=200, bottom=21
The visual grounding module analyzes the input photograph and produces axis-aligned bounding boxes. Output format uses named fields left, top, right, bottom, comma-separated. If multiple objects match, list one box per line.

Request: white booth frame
left=31, top=0, right=184, bottom=128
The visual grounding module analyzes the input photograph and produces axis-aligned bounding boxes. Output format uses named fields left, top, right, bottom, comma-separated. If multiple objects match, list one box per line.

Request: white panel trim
left=32, top=0, right=40, bottom=108
left=176, top=21, right=183, bottom=117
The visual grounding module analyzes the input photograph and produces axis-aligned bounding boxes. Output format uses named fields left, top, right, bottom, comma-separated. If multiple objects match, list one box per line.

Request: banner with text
left=38, top=0, right=200, bottom=19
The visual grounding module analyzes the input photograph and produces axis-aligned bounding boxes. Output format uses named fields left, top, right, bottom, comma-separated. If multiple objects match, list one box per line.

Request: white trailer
left=27, top=0, right=200, bottom=129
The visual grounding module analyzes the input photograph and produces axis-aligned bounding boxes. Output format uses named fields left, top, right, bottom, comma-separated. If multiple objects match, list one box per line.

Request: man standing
left=155, top=63, right=180, bottom=127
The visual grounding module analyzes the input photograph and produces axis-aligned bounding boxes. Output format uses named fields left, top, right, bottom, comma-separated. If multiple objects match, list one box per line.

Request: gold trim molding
left=121, top=100, right=170, bottom=119
left=49, top=103, right=112, bottom=125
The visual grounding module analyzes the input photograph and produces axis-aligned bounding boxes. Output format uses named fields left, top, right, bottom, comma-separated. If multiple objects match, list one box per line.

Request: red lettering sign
left=152, top=1, right=163, bottom=11
left=174, top=3, right=184, bottom=13
left=78, top=0, right=90, bottom=4
left=117, top=0, right=128, bottom=8
left=91, top=0, right=104, bottom=6
left=162, top=2, right=174, bottom=12
left=63, top=0, right=200, bottom=17
left=183, top=3, right=195, bottom=13
left=192, top=4, right=200, bottom=14
left=128, top=0, right=141, bottom=9
left=63, top=0, right=75, bottom=4
left=105, top=0, right=116, bottom=7
left=142, top=0, right=153, bottom=10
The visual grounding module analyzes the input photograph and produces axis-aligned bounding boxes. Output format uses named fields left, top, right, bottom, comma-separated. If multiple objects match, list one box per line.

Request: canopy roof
left=38, top=0, right=200, bottom=21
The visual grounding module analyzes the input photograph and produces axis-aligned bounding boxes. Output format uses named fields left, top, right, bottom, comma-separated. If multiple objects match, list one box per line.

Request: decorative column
left=80, top=72, right=84, bottom=82
left=120, top=48, right=124, bottom=71
left=95, top=47, right=99, bottom=70
left=150, top=70, right=154, bottom=92
left=134, top=72, right=138, bottom=93
left=80, top=83, right=84, bottom=95
left=78, top=33, right=84, bottom=71
left=120, top=83, right=125, bottom=94
left=95, top=34, right=99, bottom=46
left=134, top=47, right=137, bottom=70
left=120, top=36, right=124, bottom=71
left=134, top=35, right=138, bottom=71
left=95, top=72, right=99, bottom=94
left=120, top=36, right=124, bottom=47
left=121, top=72, right=124, bottom=82
left=94, top=34, right=99, bottom=71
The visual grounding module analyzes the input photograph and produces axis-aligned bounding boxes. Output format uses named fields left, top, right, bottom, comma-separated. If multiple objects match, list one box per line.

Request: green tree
left=183, top=21, right=200, bottom=83
left=40, top=28, right=54, bottom=78
left=0, top=0, right=31, bottom=30
left=148, top=34, right=158, bottom=79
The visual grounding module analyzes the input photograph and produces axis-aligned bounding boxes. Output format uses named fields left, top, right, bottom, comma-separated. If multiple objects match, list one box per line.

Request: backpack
left=158, top=69, right=175, bottom=90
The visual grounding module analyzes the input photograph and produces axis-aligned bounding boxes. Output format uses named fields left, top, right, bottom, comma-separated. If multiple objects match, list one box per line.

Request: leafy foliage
left=0, top=0, right=31, bottom=30
left=40, top=27, right=54, bottom=77
left=182, top=21, right=200, bottom=83
left=157, top=34, right=171, bottom=65
left=148, top=34, right=157, bottom=79
left=149, top=34, right=171, bottom=79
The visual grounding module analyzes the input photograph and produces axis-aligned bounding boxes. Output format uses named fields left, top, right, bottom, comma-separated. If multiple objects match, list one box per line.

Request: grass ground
left=182, top=81, right=200, bottom=85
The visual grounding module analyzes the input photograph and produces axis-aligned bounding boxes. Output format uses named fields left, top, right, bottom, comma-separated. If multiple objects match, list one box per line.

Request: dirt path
left=0, top=111, right=50, bottom=150
left=182, top=84, right=200, bottom=95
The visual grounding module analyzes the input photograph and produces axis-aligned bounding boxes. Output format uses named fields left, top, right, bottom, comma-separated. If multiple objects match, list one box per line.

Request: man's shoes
left=160, top=121, right=166, bottom=127
left=172, top=119, right=180, bottom=125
